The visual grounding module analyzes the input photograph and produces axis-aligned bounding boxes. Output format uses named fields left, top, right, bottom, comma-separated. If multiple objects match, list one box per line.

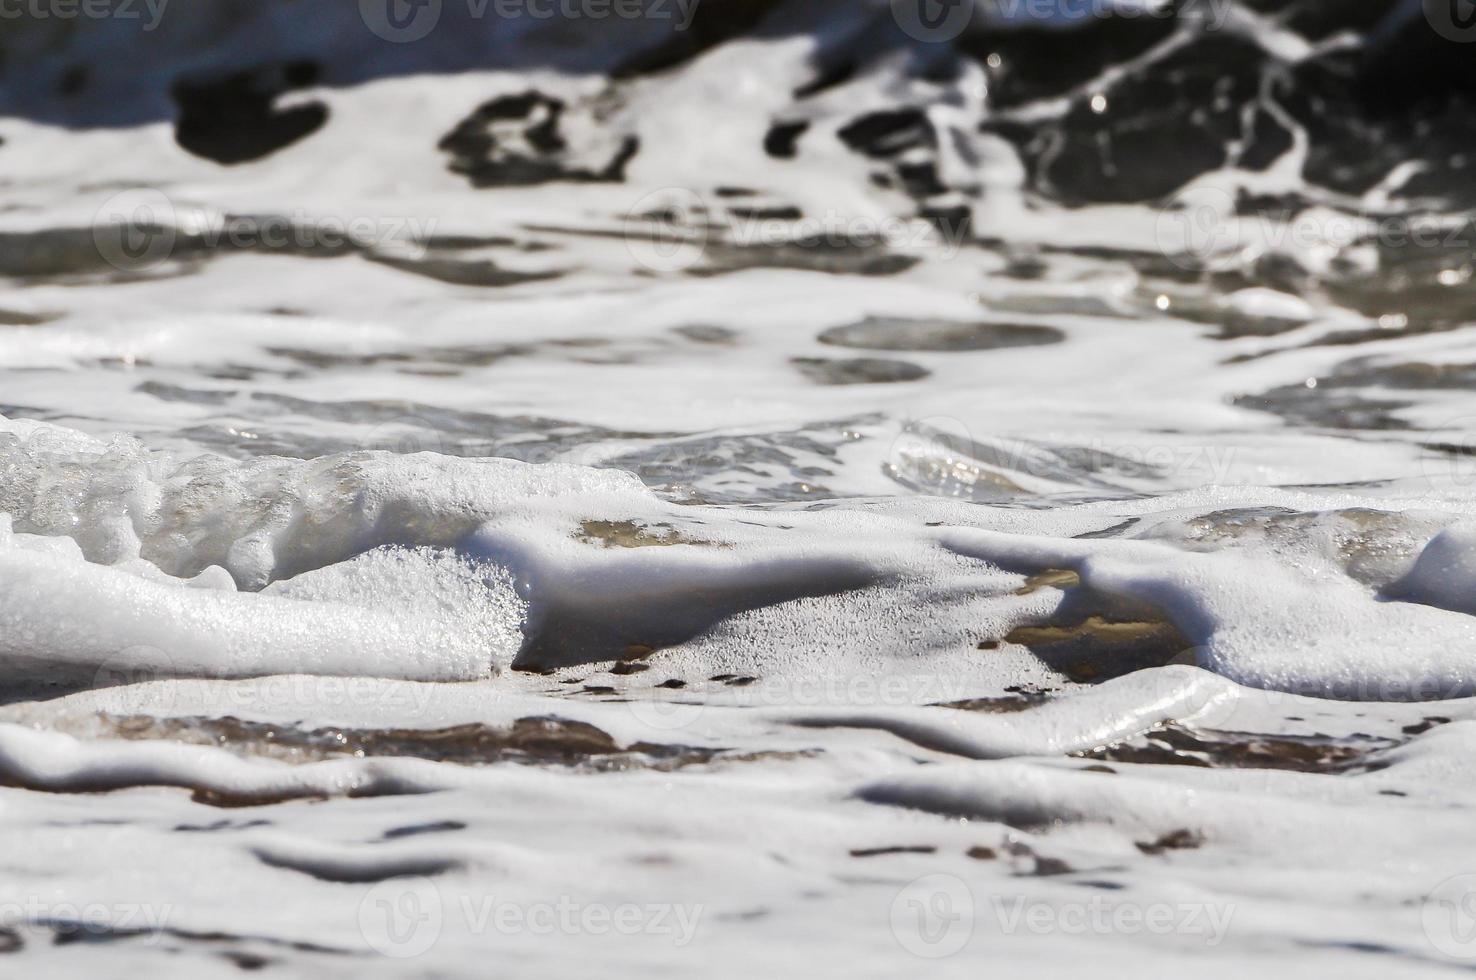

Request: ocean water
left=4, top=0, right=1476, bottom=975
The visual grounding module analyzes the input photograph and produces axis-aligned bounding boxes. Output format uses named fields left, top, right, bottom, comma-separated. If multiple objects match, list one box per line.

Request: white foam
left=1, top=5, right=1475, bottom=975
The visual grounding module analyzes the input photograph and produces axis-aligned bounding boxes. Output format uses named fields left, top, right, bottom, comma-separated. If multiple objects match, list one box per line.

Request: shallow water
left=4, top=0, right=1476, bottom=975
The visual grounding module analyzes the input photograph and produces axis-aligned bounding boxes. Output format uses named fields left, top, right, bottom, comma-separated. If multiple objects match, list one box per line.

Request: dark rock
left=850, top=845, right=938, bottom=857
left=172, top=61, right=328, bottom=164
left=818, top=317, right=1063, bottom=352
left=764, top=120, right=809, bottom=159
left=440, top=91, right=637, bottom=187
left=838, top=108, right=934, bottom=159
left=791, top=356, right=929, bottom=385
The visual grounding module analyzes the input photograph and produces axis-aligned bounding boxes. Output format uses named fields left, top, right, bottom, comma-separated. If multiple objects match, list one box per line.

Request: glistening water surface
left=3, top=1, right=1476, bottom=975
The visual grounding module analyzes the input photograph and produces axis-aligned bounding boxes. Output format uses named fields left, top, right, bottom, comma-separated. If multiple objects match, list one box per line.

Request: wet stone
left=172, top=61, right=328, bottom=165
left=818, top=317, right=1064, bottom=352
left=1135, top=829, right=1204, bottom=855
left=849, top=845, right=937, bottom=858
left=104, top=714, right=728, bottom=772
left=1077, top=722, right=1394, bottom=774
left=791, top=357, right=929, bottom=386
